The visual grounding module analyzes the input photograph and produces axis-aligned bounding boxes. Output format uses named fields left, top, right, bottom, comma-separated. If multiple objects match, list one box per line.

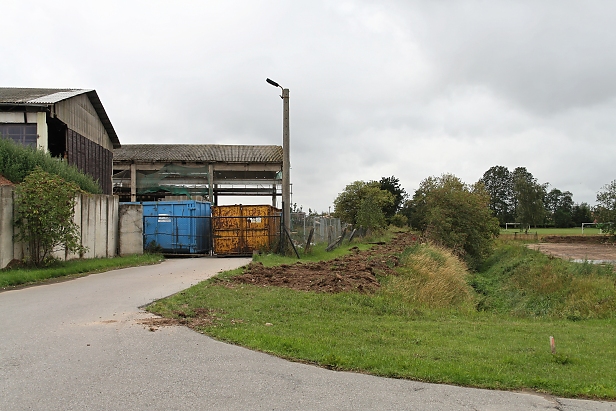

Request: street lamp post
left=266, top=78, right=291, bottom=234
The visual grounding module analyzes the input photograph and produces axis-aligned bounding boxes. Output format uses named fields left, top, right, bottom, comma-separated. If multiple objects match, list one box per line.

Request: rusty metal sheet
left=212, top=205, right=281, bottom=255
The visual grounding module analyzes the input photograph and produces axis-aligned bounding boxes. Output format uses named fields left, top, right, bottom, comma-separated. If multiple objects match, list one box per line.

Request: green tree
left=409, top=174, right=500, bottom=270
left=544, top=188, right=573, bottom=228
left=595, top=180, right=616, bottom=235
left=571, top=202, right=593, bottom=226
left=479, top=165, right=514, bottom=225
left=355, top=193, right=388, bottom=230
left=333, top=180, right=394, bottom=225
left=14, top=167, right=86, bottom=266
left=379, top=176, right=406, bottom=222
left=512, top=167, right=546, bottom=231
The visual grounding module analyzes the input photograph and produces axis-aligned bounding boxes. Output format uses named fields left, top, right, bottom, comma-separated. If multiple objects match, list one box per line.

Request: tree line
left=332, top=168, right=616, bottom=269
left=479, top=165, right=593, bottom=230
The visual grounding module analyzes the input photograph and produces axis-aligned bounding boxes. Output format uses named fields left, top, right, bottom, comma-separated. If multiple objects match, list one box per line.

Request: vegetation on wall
left=14, top=167, right=86, bottom=266
left=0, top=137, right=101, bottom=194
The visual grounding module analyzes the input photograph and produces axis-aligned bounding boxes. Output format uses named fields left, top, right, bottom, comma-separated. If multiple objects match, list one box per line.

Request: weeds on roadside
left=0, top=254, right=163, bottom=288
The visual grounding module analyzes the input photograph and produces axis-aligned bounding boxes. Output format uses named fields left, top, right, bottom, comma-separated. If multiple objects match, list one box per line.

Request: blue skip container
left=139, top=200, right=211, bottom=254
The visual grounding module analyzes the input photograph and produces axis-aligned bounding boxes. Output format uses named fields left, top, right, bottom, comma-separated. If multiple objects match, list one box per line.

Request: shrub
left=14, top=167, right=86, bottom=266
left=389, top=213, right=408, bottom=228
left=409, top=174, right=500, bottom=270
left=0, top=137, right=101, bottom=194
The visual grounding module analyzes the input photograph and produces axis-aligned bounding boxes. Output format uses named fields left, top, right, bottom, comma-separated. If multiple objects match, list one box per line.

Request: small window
left=0, top=124, right=38, bottom=148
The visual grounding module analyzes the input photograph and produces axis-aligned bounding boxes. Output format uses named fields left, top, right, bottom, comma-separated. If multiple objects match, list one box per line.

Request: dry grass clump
left=384, top=243, right=475, bottom=309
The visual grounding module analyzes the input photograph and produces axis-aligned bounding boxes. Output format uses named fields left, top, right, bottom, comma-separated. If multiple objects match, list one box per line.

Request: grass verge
left=146, top=237, right=616, bottom=400
left=0, top=253, right=164, bottom=289
left=472, top=243, right=616, bottom=319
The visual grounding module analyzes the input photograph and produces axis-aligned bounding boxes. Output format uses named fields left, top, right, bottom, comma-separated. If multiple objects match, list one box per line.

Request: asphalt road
left=0, top=258, right=614, bottom=411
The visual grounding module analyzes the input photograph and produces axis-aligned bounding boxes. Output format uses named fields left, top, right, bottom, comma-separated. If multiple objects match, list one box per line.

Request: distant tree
left=544, top=188, right=573, bottom=228
left=409, top=174, right=500, bottom=270
left=512, top=167, right=547, bottom=231
left=389, top=213, right=408, bottom=228
left=405, top=175, right=439, bottom=231
left=333, top=180, right=394, bottom=225
left=595, top=180, right=616, bottom=235
left=398, top=199, right=414, bottom=226
left=356, top=192, right=388, bottom=230
left=379, top=176, right=406, bottom=222
left=571, top=202, right=593, bottom=226
left=479, top=165, right=514, bottom=225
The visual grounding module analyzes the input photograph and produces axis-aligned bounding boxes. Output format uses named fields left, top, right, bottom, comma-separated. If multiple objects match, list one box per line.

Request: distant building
left=113, top=144, right=283, bottom=205
left=0, top=88, right=121, bottom=194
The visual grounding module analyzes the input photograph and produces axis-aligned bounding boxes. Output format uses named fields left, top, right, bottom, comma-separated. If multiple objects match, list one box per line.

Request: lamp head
left=266, top=78, right=281, bottom=88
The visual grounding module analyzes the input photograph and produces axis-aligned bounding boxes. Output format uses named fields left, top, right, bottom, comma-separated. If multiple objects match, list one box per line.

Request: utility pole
left=266, top=78, right=291, bottom=233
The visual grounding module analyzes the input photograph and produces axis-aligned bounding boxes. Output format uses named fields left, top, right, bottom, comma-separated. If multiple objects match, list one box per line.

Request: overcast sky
left=3, top=1, right=615, bottom=212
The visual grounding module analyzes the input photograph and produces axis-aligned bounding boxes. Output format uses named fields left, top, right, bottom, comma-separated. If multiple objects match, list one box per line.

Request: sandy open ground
left=527, top=242, right=616, bottom=262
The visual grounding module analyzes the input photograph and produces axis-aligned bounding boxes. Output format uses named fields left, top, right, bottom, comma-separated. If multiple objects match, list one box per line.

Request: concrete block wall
left=0, top=187, right=123, bottom=268
left=118, top=203, right=143, bottom=256
left=65, top=194, right=119, bottom=260
left=0, top=186, right=14, bottom=269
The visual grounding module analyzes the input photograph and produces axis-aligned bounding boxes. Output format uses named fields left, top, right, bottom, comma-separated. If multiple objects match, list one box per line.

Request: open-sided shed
left=112, top=144, right=283, bottom=205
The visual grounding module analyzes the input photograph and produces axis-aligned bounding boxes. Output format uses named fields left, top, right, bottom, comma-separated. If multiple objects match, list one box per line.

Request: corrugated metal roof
left=0, top=88, right=120, bottom=148
left=29, top=90, right=94, bottom=104
left=0, top=88, right=85, bottom=104
left=113, top=144, right=283, bottom=163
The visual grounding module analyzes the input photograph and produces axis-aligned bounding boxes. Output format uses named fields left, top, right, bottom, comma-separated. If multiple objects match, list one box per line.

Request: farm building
left=112, top=144, right=283, bottom=205
left=0, top=88, right=121, bottom=194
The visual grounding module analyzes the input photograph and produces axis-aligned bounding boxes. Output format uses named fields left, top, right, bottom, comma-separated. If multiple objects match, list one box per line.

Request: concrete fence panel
left=0, top=189, right=120, bottom=268
left=0, top=186, right=14, bottom=269
left=118, top=203, right=143, bottom=256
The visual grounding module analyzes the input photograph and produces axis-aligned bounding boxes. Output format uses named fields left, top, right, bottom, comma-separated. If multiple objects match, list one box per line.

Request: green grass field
left=500, top=227, right=603, bottom=236
left=147, top=237, right=616, bottom=400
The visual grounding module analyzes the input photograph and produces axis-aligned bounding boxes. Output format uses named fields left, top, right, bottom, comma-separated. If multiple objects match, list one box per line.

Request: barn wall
left=66, top=130, right=113, bottom=194
left=53, top=94, right=113, bottom=150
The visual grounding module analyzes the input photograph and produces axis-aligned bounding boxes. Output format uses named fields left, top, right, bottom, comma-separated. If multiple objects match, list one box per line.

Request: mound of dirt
left=230, top=232, right=419, bottom=293
left=542, top=235, right=611, bottom=244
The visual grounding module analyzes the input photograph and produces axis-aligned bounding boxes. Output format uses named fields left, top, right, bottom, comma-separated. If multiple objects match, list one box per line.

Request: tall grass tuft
left=472, top=242, right=616, bottom=319
left=383, top=243, right=476, bottom=310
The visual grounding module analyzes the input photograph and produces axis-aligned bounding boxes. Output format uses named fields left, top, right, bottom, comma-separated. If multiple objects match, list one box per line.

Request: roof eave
left=85, top=91, right=121, bottom=149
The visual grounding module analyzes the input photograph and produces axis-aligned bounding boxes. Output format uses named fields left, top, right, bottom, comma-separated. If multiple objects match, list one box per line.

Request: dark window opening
left=0, top=124, right=37, bottom=147
left=47, top=116, right=67, bottom=158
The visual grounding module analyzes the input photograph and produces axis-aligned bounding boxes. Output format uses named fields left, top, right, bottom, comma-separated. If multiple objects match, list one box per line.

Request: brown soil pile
left=0, top=175, right=14, bottom=186
left=138, top=308, right=227, bottom=331
left=229, top=232, right=420, bottom=293
left=541, top=235, right=612, bottom=244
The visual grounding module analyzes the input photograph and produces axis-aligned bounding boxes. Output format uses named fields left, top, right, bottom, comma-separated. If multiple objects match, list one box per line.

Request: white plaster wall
left=36, top=112, right=48, bottom=151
